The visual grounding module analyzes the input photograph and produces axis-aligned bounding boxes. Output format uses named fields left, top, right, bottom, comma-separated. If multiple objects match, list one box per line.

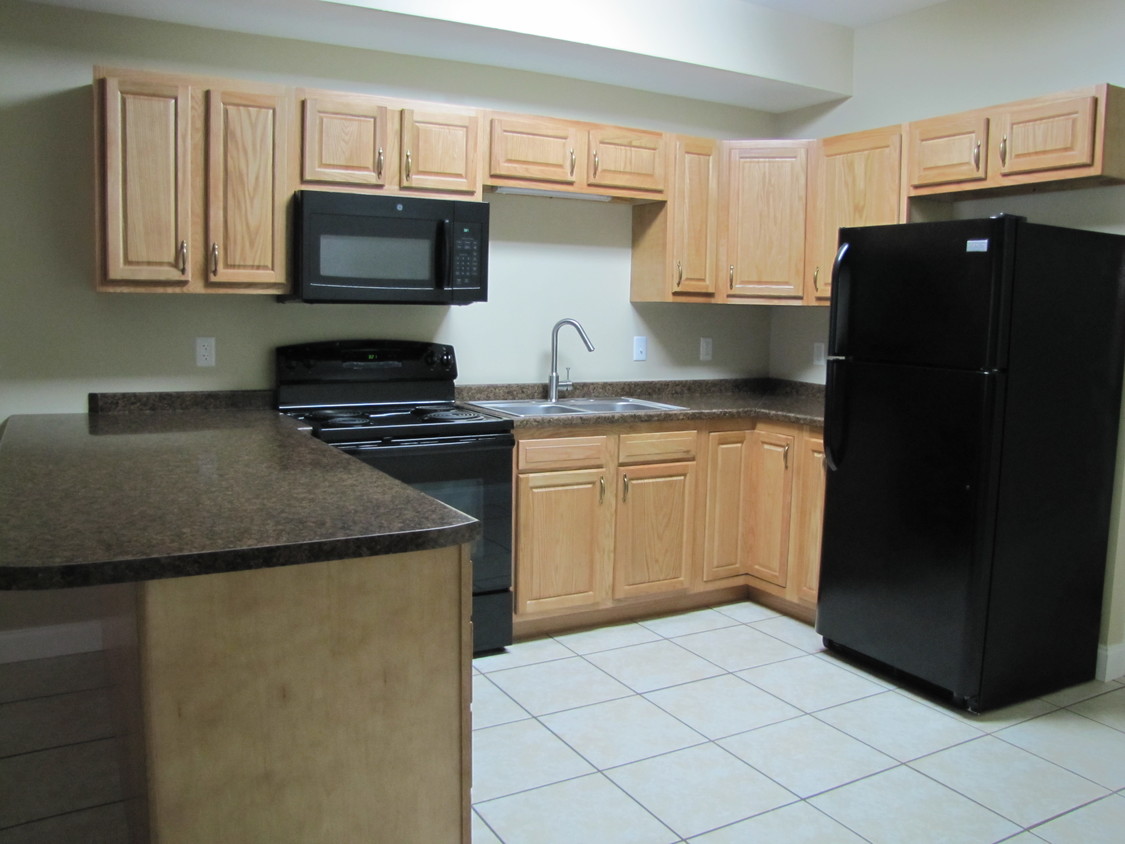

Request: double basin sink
left=472, top=397, right=686, bottom=418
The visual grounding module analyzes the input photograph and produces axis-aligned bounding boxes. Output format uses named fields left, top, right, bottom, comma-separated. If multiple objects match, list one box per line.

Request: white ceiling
left=26, top=0, right=952, bottom=111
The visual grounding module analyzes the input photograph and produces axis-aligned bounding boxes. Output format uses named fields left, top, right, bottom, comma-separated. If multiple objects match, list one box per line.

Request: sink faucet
left=548, top=318, right=595, bottom=402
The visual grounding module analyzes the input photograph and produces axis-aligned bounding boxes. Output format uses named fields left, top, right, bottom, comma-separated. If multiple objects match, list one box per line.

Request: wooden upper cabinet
left=907, top=113, right=989, bottom=187
left=489, top=116, right=581, bottom=185
left=630, top=135, right=718, bottom=303
left=206, top=88, right=288, bottom=286
left=587, top=126, right=665, bottom=193
left=907, top=85, right=1124, bottom=197
left=102, top=77, right=191, bottom=284
left=400, top=107, right=481, bottom=194
left=721, top=141, right=809, bottom=301
left=97, top=69, right=289, bottom=293
left=995, top=95, right=1097, bottom=175
left=302, top=94, right=389, bottom=186
left=806, top=126, right=902, bottom=304
left=487, top=113, right=666, bottom=198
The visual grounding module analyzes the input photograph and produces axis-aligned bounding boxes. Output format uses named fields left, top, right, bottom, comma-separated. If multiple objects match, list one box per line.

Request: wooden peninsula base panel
left=122, top=547, right=471, bottom=843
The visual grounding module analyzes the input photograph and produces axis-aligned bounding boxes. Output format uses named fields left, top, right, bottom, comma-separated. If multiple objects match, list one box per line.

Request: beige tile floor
left=2, top=601, right=1123, bottom=843
left=471, top=602, right=1125, bottom=844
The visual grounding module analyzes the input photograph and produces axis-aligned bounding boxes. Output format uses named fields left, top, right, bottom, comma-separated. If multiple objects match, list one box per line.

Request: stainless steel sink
left=472, top=397, right=686, bottom=417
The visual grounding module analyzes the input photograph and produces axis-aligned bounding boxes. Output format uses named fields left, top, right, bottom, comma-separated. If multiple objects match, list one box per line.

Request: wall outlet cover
left=633, top=336, right=647, bottom=361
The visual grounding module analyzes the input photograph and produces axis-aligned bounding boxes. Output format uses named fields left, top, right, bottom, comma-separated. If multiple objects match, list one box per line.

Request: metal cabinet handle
left=569, top=149, right=576, bottom=177
left=783, top=444, right=790, bottom=469
left=729, top=265, right=735, bottom=290
left=622, top=474, right=630, bottom=502
left=210, top=243, right=219, bottom=276
left=999, top=135, right=1008, bottom=166
left=972, top=139, right=981, bottom=171
left=376, top=147, right=384, bottom=178
left=178, top=240, right=188, bottom=275
left=676, top=260, right=683, bottom=287
left=405, top=150, right=412, bottom=181
left=599, top=476, right=605, bottom=503
left=813, top=266, right=820, bottom=292
left=593, top=151, right=599, bottom=176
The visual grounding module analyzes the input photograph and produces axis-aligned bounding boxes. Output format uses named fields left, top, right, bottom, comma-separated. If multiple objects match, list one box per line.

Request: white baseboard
left=0, top=621, right=104, bottom=664
left=1097, top=640, right=1125, bottom=682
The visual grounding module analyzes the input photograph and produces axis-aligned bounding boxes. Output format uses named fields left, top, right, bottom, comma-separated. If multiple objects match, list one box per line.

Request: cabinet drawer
left=518, top=436, right=612, bottom=472
left=618, top=430, right=696, bottom=464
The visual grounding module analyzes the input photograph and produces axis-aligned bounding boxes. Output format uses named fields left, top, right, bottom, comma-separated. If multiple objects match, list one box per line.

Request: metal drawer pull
left=569, top=149, right=576, bottom=177
left=210, top=243, right=219, bottom=275
left=973, top=140, right=981, bottom=170
left=729, top=265, right=734, bottom=289
left=783, top=444, right=790, bottom=469
left=405, top=151, right=412, bottom=181
left=676, top=261, right=683, bottom=287
left=813, top=266, right=820, bottom=291
left=376, top=147, right=384, bottom=178
left=622, top=474, right=630, bottom=502
left=593, top=151, right=599, bottom=176
left=178, top=240, right=187, bottom=275
left=999, top=135, right=1008, bottom=166
left=599, top=476, right=605, bottom=503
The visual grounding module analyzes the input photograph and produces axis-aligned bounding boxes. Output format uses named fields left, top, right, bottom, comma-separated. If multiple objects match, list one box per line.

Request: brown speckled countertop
left=0, top=410, right=478, bottom=590
left=458, top=378, right=825, bottom=428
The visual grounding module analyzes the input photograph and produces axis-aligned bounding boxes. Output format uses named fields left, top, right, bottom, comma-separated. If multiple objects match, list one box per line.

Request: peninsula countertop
left=0, top=410, right=479, bottom=589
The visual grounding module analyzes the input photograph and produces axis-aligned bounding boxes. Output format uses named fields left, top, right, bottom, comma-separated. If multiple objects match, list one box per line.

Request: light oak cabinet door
left=994, top=95, right=1097, bottom=176
left=702, top=430, right=751, bottom=583
left=907, top=113, right=989, bottom=188
left=630, top=135, right=718, bottom=302
left=400, top=107, right=481, bottom=194
left=98, top=71, right=289, bottom=293
left=206, top=88, right=288, bottom=286
left=587, top=126, right=666, bottom=193
left=516, top=468, right=614, bottom=616
left=721, top=141, right=809, bottom=301
left=614, top=461, right=695, bottom=600
left=489, top=116, right=581, bottom=185
left=745, top=428, right=795, bottom=587
left=102, top=77, right=191, bottom=284
left=806, top=126, right=902, bottom=304
left=789, top=433, right=826, bottom=606
left=302, top=94, right=389, bottom=186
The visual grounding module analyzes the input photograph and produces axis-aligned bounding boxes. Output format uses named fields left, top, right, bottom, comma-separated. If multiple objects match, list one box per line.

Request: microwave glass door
left=311, top=214, right=442, bottom=291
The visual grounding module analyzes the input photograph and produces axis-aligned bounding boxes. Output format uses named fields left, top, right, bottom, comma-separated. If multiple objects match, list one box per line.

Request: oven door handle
left=340, top=433, right=514, bottom=455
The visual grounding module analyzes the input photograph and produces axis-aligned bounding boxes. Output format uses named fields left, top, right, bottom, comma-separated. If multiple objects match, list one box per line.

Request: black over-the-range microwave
left=285, top=190, right=489, bottom=305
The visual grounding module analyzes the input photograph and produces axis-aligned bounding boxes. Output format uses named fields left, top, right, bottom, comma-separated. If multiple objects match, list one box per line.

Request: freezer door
left=818, top=360, right=1001, bottom=703
left=829, top=217, right=1016, bottom=371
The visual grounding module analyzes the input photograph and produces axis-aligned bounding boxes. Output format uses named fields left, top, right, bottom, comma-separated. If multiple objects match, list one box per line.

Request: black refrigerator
left=816, top=214, right=1125, bottom=712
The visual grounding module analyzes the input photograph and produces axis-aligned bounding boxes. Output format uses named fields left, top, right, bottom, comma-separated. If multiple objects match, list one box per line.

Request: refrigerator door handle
left=824, top=358, right=847, bottom=471
left=827, top=241, right=851, bottom=356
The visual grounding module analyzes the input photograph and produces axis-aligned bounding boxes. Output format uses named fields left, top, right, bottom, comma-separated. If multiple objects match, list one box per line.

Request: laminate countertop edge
left=0, top=410, right=479, bottom=590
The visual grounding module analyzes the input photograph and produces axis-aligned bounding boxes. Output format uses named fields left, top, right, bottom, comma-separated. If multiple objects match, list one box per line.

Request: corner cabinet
left=630, top=135, right=720, bottom=302
left=701, top=421, right=825, bottom=609
left=96, top=70, right=290, bottom=294
left=805, top=126, right=903, bottom=304
left=906, top=85, right=1125, bottom=197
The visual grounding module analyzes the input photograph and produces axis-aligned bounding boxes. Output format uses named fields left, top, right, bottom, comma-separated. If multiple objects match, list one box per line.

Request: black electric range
left=277, top=340, right=515, bottom=653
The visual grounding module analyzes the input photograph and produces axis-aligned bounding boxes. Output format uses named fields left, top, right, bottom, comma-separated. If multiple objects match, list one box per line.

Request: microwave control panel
left=452, top=222, right=484, bottom=289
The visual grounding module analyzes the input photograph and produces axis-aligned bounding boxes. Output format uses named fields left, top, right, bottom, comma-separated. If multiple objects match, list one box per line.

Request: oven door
left=339, top=432, right=514, bottom=651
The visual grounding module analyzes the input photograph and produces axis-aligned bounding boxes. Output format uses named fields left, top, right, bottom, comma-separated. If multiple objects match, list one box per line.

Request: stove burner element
left=421, top=408, right=484, bottom=422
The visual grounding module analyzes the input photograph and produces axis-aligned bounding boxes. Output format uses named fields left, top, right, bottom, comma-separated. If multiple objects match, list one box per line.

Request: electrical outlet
left=195, top=337, right=216, bottom=367
left=700, top=337, right=713, bottom=361
left=813, top=342, right=826, bottom=366
left=633, top=336, right=647, bottom=361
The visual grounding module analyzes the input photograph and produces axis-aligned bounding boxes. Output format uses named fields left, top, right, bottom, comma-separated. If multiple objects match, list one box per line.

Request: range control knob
left=440, top=350, right=454, bottom=368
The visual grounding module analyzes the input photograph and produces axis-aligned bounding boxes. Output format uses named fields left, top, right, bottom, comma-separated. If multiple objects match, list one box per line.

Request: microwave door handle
left=441, top=219, right=454, bottom=289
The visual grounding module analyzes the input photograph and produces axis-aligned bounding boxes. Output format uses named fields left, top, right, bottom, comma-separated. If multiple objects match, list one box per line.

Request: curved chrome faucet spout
left=548, top=318, right=595, bottom=402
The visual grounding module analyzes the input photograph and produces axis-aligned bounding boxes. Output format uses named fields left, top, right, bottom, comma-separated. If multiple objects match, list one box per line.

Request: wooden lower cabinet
left=513, top=420, right=825, bottom=634
left=514, top=429, right=695, bottom=621
left=701, top=421, right=825, bottom=608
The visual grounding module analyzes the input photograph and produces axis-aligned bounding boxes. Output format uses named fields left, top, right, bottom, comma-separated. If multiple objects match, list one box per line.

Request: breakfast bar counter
left=0, top=409, right=475, bottom=843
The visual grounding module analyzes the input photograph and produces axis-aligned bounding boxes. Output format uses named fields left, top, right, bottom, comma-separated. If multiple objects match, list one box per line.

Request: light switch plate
left=196, top=337, right=216, bottom=367
left=633, top=336, right=647, bottom=361
left=700, top=337, right=713, bottom=361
